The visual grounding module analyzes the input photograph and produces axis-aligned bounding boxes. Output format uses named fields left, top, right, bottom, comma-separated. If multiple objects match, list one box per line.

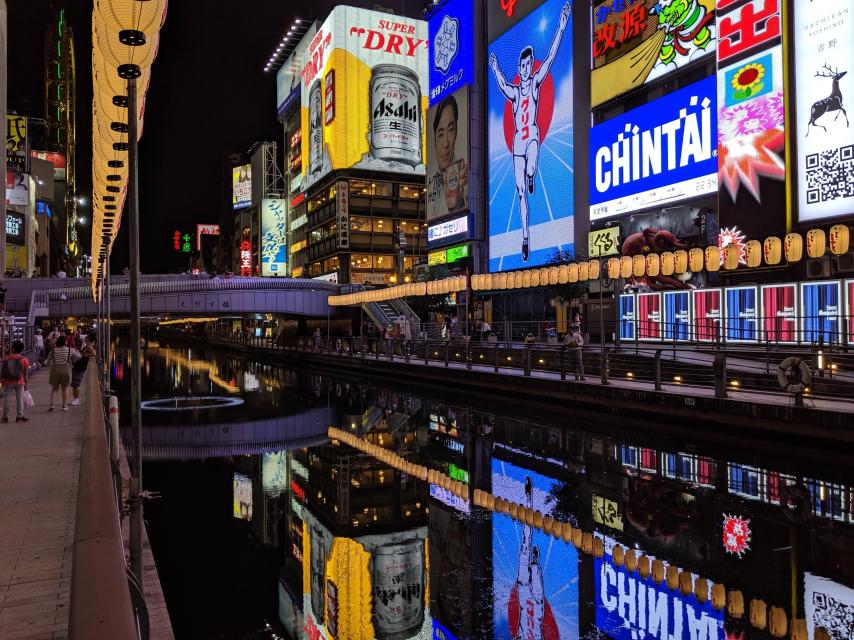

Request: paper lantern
left=612, top=545, right=625, bottom=567
left=593, top=537, right=604, bottom=558
left=588, top=259, right=601, bottom=280
left=769, top=606, right=787, bottom=638
left=784, top=233, right=803, bottom=262
left=705, top=246, right=721, bottom=272
left=571, top=528, right=582, bottom=549
left=723, top=245, right=740, bottom=270
left=530, top=270, right=541, bottom=287
left=607, top=257, right=620, bottom=279
left=660, top=252, right=674, bottom=275
left=578, top=261, right=589, bottom=281
left=548, top=267, right=559, bottom=285
left=514, top=271, right=524, bottom=289
left=806, top=228, right=826, bottom=258
left=458, top=275, right=467, bottom=290
left=499, top=273, right=508, bottom=289
left=638, top=555, right=650, bottom=579
left=646, top=253, right=660, bottom=277
left=522, top=270, right=532, bottom=288
left=666, top=566, right=679, bottom=591
left=750, top=599, right=767, bottom=630
left=829, top=224, right=850, bottom=254
left=764, top=236, right=782, bottom=265
left=711, top=584, right=726, bottom=610
left=694, top=578, right=709, bottom=604
left=632, top=254, right=645, bottom=277
left=625, top=550, right=637, bottom=573
left=651, top=559, right=665, bottom=584
left=743, top=240, right=761, bottom=267
left=540, top=268, right=551, bottom=285
left=568, top=263, right=579, bottom=283
left=558, top=265, right=569, bottom=284
left=689, top=247, right=704, bottom=273
left=674, top=250, right=688, bottom=274
left=620, top=256, right=633, bottom=278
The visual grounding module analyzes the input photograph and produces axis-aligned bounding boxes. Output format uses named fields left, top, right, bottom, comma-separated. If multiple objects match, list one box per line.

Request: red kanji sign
left=718, top=0, right=781, bottom=64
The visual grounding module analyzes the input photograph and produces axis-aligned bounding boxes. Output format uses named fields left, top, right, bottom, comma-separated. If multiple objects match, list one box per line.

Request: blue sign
left=595, top=549, right=725, bottom=640
left=487, top=0, right=574, bottom=272
left=432, top=619, right=460, bottom=640
left=619, top=294, right=636, bottom=341
left=801, top=281, right=840, bottom=344
left=725, top=286, right=758, bottom=342
left=428, top=0, right=474, bottom=105
left=663, top=291, right=691, bottom=341
left=590, top=76, right=718, bottom=221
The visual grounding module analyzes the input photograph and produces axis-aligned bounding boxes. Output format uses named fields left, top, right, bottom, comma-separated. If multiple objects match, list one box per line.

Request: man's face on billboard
left=519, top=53, right=533, bottom=82
left=435, top=104, right=458, bottom=171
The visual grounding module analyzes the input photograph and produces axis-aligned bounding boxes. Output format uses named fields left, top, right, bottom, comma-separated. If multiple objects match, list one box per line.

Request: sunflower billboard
left=299, top=6, right=428, bottom=194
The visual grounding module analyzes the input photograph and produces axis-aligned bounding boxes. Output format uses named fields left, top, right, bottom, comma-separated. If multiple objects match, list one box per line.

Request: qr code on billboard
left=805, top=145, right=854, bottom=204
left=812, top=590, right=854, bottom=640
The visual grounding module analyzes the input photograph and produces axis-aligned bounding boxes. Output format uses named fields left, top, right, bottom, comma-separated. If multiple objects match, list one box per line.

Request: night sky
left=10, top=0, right=414, bottom=274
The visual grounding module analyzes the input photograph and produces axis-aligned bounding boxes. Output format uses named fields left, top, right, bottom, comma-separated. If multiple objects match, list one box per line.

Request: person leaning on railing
left=565, top=327, right=585, bottom=381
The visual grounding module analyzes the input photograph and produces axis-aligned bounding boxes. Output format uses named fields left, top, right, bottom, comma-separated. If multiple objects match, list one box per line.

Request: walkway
left=0, top=368, right=82, bottom=640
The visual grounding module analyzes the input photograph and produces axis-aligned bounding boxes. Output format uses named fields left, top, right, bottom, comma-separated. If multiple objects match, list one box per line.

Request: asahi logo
left=372, top=97, right=419, bottom=123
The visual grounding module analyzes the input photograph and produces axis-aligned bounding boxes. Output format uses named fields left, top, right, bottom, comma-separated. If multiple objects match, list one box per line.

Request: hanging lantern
left=723, top=245, right=740, bottom=270
left=745, top=240, right=762, bottom=267
left=540, top=267, right=551, bottom=285
left=763, top=236, right=782, bottom=265
left=607, top=257, right=621, bottom=279
left=548, top=266, right=559, bottom=285
left=568, top=263, right=579, bottom=283
left=674, top=250, right=688, bottom=274
left=530, top=270, right=541, bottom=288
left=578, top=261, right=589, bottom=281
left=689, top=247, right=704, bottom=273
left=588, top=259, right=601, bottom=280
left=784, top=233, right=803, bottom=262
left=522, top=270, right=532, bottom=288
left=558, top=265, right=569, bottom=284
left=829, top=224, right=850, bottom=254
left=705, top=246, right=721, bottom=272
left=769, top=607, right=787, bottom=638
left=660, top=252, right=675, bottom=275
left=499, top=273, right=508, bottom=289
left=806, top=228, right=826, bottom=258
left=514, top=271, right=525, bottom=289
left=646, top=253, right=660, bottom=277
left=632, top=254, right=646, bottom=277
left=612, top=545, right=625, bottom=567
left=620, top=256, right=633, bottom=279
left=750, top=599, right=767, bottom=630
left=624, top=550, right=638, bottom=573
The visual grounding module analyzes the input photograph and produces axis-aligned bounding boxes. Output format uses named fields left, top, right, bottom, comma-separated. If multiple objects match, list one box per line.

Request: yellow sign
left=232, top=164, right=252, bottom=209
left=5, top=245, right=27, bottom=271
left=588, top=226, right=620, bottom=258
left=592, top=494, right=623, bottom=531
left=6, top=115, right=27, bottom=169
left=428, top=249, right=447, bottom=266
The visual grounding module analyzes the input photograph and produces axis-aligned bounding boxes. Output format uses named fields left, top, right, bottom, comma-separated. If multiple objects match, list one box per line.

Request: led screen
left=724, top=286, right=758, bottom=342
left=428, top=0, right=474, bottom=105
left=761, top=283, right=797, bottom=343
left=233, top=164, right=252, bottom=210
left=619, top=294, right=636, bottom=341
left=261, top=198, right=288, bottom=276
left=492, top=458, right=579, bottom=640
left=637, top=292, right=661, bottom=341
left=426, top=86, right=470, bottom=222
left=801, top=281, right=841, bottom=345
left=692, top=289, right=722, bottom=342
left=487, top=0, right=574, bottom=272
left=663, top=291, right=690, bottom=342
left=262, top=451, right=288, bottom=496
left=805, top=572, right=854, bottom=640
left=233, top=472, right=253, bottom=521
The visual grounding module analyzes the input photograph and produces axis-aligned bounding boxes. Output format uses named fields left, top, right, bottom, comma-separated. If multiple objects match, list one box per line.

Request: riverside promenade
left=0, top=365, right=173, bottom=640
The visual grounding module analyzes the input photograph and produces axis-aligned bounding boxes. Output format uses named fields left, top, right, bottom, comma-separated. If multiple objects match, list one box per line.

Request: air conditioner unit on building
left=834, top=251, right=854, bottom=274
left=807, top=257, right=831, bottom=278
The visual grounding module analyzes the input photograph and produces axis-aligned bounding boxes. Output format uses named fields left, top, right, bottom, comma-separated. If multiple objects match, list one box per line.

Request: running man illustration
left=489, top=2, right=571, bottom=262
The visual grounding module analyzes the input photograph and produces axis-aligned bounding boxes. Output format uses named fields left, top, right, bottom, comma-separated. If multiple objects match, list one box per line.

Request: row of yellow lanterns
left=329, top=425, right=813, bottom=639
left=472, top=260, right=601, bottom=290
left=329, top=276, right=465, bottom=306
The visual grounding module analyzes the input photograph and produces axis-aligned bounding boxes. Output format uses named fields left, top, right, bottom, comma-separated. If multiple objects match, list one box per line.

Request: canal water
left=112, top=341, right=854, bottom=640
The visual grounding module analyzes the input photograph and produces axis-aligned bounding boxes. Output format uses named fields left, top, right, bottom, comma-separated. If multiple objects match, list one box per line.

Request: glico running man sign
left=487, top=0, right=574, bottom=272
left=589, top=76, right=718, bottom=220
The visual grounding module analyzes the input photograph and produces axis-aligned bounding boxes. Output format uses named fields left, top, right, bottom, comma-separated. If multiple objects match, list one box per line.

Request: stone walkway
left=0, top=369, right=82, bottom=640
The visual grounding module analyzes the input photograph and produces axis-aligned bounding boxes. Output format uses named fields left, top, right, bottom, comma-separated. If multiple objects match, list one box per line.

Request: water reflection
left=112, top=343, right=854, bottom=640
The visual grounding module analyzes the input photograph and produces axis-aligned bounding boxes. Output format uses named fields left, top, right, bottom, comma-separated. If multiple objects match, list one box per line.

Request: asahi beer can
left=371, top=538, right=425, bottom=639
left=310, top=522, right=332, bottom=623
left=369, top=64, right=423, bottom=166
left=308, top=80, right=324, bottom=176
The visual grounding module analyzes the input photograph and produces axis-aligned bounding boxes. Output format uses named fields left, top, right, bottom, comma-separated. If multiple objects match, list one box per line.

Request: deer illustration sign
left=794, top=0, right=854, bottom=222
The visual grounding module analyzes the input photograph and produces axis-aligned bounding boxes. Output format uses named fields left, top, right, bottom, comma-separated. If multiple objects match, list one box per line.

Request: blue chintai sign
left=428, top=0, right=474, bottom=105
left=590, top=76, right=718, bottom=221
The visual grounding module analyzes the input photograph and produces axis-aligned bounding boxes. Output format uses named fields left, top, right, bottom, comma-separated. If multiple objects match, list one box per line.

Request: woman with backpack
left=45, top=335, right=80, bottom=412
left=1, top=340, right=29, bottom=422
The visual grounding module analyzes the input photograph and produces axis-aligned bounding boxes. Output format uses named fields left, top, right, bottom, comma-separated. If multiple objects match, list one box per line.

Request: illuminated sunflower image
left=731, top=62, right=765, bottom=100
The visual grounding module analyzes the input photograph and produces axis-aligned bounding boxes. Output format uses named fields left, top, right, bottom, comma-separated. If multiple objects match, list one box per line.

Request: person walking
left=33, top=329, right=45, bottom=364
left=1, top=340, right=29, bottom=422
left=312, top=327, right=322, bottom=352
left=45, top=335, right=80, bottom=411
left=70, top=336, right=96, bottom=406
left=566, top=327, right=585, bottom=380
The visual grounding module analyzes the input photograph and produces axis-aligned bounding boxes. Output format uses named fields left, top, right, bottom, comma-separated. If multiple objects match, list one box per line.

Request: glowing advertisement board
left=299, top=7, right=428, bottom=194
left=663, top=290, right=690, bottom=341
left=277, top=23, right=318, bottom=116
left=724, top=286, right=758, bottom=342
left=427, top=214, right=471, bottom=248
left=428, top=0, right=474, bottom=105
left=619, top=293, right=636, bottom=340
left=426, top=86, right=470, bottom=221
left=805, top=572, right=854, bottom=640
left=848, top=280, right=854, bottom=345
left=761, top=283, right=797, bottom=343
left=487, top=0, right=574, bottom=272
left=233, top=473, right=253, bottom=521
left=595, top=540, right=725, bottom=640
left=801, top=281, right=840, bottom=344
left=637, top=292, right=662, bottom=340
left=261, top=198, right=288, bottom=276
left=591, top=0, right=716, bottom=107
left=590, top=77, right=718, bottom=221
left=492, top=458, right=579, bottom=639
left=793, top=0, right=854, bottom=222
left=692, top=289, right=722, bottom=342
left=262, top=451, right=288, bottom=496
left=233, top=164, right=252, bottom=210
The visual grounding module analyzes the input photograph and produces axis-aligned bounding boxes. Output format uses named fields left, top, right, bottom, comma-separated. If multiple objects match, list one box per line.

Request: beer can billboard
left=299, top=7, right=429, bottom=194
left=487, top=0, right=575, bottom=272
left=426, top=86, right=469, bottom=222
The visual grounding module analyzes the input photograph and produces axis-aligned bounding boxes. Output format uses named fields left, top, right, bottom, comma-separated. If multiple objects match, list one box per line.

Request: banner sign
left=848, top=280, right=854, bottom=346
left=591, top=0, right=716, bottom=107
left=663, top=290, right=691, bottom=341
left=277, top=23, right=318, bottom=117
left=794, top=0, right=854, bottom=222
left=428, top=0, right=474, bottom=104
left=590, top=76, right=718, bottom=221
left=261, top=198, right=288, bottom=276
left=233, top=164, right=252, bottom=210
left=724, top=285, right=758, bottom=342
left=619, top=293, right=636, bottom=340
left=637, top=292, right=662, bottom=340
left=693, top=289, right=722, bottom=342
left=801, top=281, right=840, bottom=344
left=6, top=115, right=28, bottom=171
left=588, top=226, right=620, bottom=258
left=761, top=283, right=797, bottom=343
left=426, top=86, right=470, bottom=221
left=487, top=0, right=574, bottom=271
left=5, top=211, right=25, bottom=246
left=428, top=214, right=471, bottom=248
left=196, top=224, right=220, bottom=251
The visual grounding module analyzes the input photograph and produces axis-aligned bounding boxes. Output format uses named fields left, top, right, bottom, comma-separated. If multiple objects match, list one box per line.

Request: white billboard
left=277, top=23, right=318, bottom=117
left=261, top=198, right=288, bottom=276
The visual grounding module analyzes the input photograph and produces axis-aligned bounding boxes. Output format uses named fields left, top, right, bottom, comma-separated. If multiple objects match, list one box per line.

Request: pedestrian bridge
left=20, top=276, right=336, bottom=322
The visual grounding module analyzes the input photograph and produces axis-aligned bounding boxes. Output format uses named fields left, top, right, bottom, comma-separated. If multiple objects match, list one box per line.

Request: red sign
left=722, top=513, right=752, bottom=557
left=240, top=240, right=252, bottom=276
left=290, top=480, right=306, bottom=501
left=30, top=150, right=66, bottom=169
left=173, top=230, right=181, bottom=251
left=717, top=0, right=781, bottom=64
left=196, top=223, right=220, bottom=251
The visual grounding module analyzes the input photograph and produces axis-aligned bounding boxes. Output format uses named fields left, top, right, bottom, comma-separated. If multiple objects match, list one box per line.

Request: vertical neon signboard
left=692, top=289, right=722, bottom=342
left=663, top=291, right=690, bottom=341
left=724, top=286, right=758, bottom=342
left=847, top=280, right=854, bottom=345
left=801, top=281, right=840, bottom=344
left=619, top=294, right=636, bottom=341
left=637, top=292, right=661, bottom=340
left=761, top=283, right=797, bottom=343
